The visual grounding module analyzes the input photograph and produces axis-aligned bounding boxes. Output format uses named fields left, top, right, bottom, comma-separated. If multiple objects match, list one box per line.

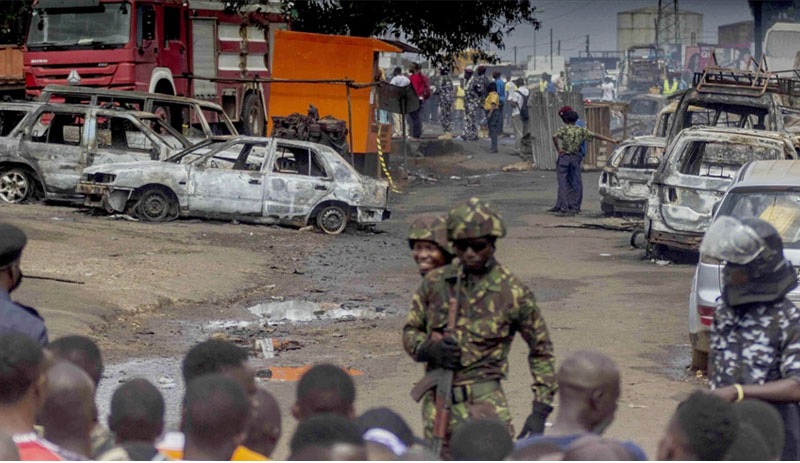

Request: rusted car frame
left=77, top=136, right=390, bottom=234
left=644, top=126, right=799, bottom=252
left=599, top=136, right=666, bottom=216
left=0, top=102, right=190, bottom=203
left=624, top=94, right=666, bottom=138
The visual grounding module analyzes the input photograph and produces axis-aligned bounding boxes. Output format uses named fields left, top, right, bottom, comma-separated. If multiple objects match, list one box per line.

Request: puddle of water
left=205, top=320, right=255, bottom=331
left=246, top=300, right=383, bottom=324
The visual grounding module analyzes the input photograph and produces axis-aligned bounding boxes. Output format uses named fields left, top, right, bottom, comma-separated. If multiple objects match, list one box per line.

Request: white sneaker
left=438, top=133, right=452, bottom=140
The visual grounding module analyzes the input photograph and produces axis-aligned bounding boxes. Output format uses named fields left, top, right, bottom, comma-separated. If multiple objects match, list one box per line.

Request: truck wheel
left=316, top=205, right=348, bottom=235
left=152, top=105, right=172, bottom=129
left=136, top=188, right=176, bottom=222
left=0, top=168, right=31, bottom=204
left=240, top=93, right=264, bottom=136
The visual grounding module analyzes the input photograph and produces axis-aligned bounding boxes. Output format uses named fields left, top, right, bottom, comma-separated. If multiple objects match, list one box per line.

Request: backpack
left=517, top=90, right=529, bottom=121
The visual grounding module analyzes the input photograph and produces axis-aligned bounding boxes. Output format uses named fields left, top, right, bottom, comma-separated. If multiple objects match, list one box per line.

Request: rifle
left=430, top=272, right=461, bottom=457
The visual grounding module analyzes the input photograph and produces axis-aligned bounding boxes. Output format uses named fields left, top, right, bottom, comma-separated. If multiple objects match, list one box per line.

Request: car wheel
left=136, top=188, right=175, bottom=222
left=240, top=93, right=264, bottom=136
left=316, top=205, right=348, bottom=235
left=0, top=168, right=31, bottom=204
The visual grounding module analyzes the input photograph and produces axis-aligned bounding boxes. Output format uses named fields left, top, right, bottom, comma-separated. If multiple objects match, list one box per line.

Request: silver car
left=77, top=136, right=391, bottom=234
left=599, top=136, right=665, bottom=216
left=689, top=159, right=800, bottom=371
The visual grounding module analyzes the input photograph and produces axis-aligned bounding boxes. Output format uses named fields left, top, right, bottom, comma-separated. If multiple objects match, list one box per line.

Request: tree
left=0, top=1, right=32, bottom=45
left=227, top=0, right=539, bottom=67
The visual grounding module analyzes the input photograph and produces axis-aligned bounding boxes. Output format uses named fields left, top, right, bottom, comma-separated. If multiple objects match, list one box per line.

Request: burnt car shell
left=78, top=136, right=390, bottom=234
left=644, top=126, right=799, bottom=251
left=599, top=136, right=666, bottom=215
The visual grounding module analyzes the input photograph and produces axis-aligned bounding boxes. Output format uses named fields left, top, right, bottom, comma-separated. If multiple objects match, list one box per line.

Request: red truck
left=24, top=0, right=286, bottom=135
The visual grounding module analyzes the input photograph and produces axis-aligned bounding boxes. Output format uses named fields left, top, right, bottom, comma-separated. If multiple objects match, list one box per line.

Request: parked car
left=599, top=136, right=666, bottom=216
left=689, top=159, right=800, bottom=371
left=77, top=136, right=391, bottom=234
left=0, top=102, right=190, bottom=203
left=644, top=126, right=799, bottom=252
left=38, top=85, right=237, bottom=142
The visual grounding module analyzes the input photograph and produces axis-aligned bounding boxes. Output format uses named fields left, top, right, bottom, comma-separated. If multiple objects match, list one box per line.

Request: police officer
left=461, top=66, right=487, bottom=141
left=408, top=215, right=454, bottom=276
left=402, top=197, right=557, bottom=456
left=435, top=69, right=455, bottom=140
left=0, top=222, right=48, bottom=346
left=700, top=216, right=800, bottom=460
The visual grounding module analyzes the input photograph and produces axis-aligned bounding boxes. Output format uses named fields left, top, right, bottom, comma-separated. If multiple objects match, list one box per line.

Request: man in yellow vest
left=662, top=73, right=678, bottom=96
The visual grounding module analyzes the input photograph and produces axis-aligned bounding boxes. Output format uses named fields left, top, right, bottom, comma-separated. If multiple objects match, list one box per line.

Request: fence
left=527, top=92, right=612, bottom=170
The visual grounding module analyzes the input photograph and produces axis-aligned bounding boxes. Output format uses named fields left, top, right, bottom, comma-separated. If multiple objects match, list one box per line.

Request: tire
left=316, top=205, right=348, bottom=235
left=240, top=93, right=264, bottom=136
left=136, top=188, right=175, bottom=222
left=0, top=168, right=32, bottom=204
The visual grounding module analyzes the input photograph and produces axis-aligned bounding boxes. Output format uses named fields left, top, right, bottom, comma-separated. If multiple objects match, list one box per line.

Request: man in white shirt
left=601, top=77, right=615, bottom=101
left=508, top=77, right=530, bottom=157
left=390, top=67, right=411, bottom=137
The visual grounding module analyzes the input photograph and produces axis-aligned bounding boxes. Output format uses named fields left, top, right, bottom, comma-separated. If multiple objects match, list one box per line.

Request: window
left=680, top=140, right=783, bottom=178
left=31, top=112, right=83, bottom=146
left=163, top=7, right=181, bottom=44
left=722, top=190, right=800, bottom=249
left=0, top=110, right=28, bottom=137
left=201, top=107, right=235, bottom=136
left=273, top=145, right=327, bottom=177
left=618, top=145, right=662, bottom=169
left=97, top=116, right=153, bottom=152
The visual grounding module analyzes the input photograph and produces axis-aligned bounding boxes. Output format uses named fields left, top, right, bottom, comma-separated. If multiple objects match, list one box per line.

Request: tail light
left=698, top=305, right=715, bottom=326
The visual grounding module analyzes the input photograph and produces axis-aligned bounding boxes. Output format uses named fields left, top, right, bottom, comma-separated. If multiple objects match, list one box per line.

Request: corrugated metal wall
left=528, top=93, right=612, bottom=170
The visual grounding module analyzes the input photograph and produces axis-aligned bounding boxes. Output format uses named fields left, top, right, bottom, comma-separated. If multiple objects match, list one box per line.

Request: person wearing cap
left=700, top=216, right=800, bottom=460
left=403, top=197, right=557, bottom=458
left=0, top=223, right=47, bottom=346
left=461, top=65, right=487, bottom=141
left=551, top=109, right=619, bottom=215
left=357, top=407, right=426, bottom=459
left=508, top=77, right=530, bottom=158
left=550, top=105, right=587, bottom=214
left=408, top=215, right=454, bottom=277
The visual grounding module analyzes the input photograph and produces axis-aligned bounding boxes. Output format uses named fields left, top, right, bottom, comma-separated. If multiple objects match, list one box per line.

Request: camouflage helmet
left=447, top=197, right=507, bottom=241
left=408, top=215, right=453, bottom=255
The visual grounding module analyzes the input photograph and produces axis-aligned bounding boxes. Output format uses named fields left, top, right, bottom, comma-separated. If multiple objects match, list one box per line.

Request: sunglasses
left=453, top=240, right=491, bottom=252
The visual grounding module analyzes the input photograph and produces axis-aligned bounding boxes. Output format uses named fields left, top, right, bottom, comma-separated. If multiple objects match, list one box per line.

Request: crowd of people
left=3, top=192, right=800, bottom=461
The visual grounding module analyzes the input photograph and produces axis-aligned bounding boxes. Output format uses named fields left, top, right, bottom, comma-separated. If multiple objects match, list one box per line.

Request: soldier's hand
left=517, top=401, right=553, bottom=439
left=419, top=336, right=461, bottom=370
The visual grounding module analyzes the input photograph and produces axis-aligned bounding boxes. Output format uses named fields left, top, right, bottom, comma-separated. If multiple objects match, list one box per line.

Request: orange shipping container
left=268, top=31, right=401, bottom=174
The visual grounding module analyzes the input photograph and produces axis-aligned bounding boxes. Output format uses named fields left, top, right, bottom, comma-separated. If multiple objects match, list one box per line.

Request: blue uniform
left=0, top=289, right=48, bottom=346
left=568, top=119, right=587, bottom=212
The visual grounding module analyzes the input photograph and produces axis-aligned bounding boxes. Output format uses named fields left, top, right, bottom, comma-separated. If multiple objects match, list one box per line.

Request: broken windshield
left=27, top=2, right=131, bottom=49
left=680, top=140, right=784, bottom=179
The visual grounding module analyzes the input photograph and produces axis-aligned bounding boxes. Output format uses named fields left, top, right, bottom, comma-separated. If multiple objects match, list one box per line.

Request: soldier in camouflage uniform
left=435, top=69, right=455, bottom=140
left=461, top=67, right=487, bottom=141
left=408, top=215, right=454, bottom=276
left=700, top=216, right=800, bottom=460
left=402, top=197, right=557, bottom=457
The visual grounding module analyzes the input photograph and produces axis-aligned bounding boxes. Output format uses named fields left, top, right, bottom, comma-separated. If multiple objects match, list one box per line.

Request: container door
left=191, top=18, right=217, bottom=99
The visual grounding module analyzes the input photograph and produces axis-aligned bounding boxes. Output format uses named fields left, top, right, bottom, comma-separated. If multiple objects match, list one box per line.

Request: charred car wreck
left=0, top=102, right=189, bottom=203
left=599, top=136, right=666, bottom=216
left=78, top=136, right=391, bottom=234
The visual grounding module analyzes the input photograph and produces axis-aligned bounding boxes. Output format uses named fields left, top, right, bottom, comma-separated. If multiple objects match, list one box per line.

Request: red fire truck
left=24, top=0, right=286, bottom=135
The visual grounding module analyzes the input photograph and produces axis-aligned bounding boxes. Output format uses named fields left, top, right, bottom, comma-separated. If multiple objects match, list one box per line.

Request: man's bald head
left=554, top=350, right=621, bottom=434
left=243, top=388, right=282, bottom=457
left=47, top=336, right=103, bottom=387
left=39, top=361, right=95, bottom=450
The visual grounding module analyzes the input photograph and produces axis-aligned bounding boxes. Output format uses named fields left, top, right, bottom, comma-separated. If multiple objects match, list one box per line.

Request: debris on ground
left=545, top=217, right=643, bottom=232
left=501, top=161, right=534, bottom=172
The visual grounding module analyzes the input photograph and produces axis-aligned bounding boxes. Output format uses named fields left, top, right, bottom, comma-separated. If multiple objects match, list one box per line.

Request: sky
left=491, top=0, right=754, bottom=63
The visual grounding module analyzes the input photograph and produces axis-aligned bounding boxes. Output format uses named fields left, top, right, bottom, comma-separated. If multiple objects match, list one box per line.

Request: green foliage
left=226, top=0, right=539, bottom=67
left=0, top=1, right=32, bottom=45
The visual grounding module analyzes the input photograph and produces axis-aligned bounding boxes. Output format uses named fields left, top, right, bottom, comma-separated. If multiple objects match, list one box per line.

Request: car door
left=18, top=108, right=89, bottom=196
left=186, top=140, right=267, bottom=217
left=658, top=138, right=787, bottom=234
left=89, top=113, right=160, bottom=167
left=263, top=142, right=334, bottom=220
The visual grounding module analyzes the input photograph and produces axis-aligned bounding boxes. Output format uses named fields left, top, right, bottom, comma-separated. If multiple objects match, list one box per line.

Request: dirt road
left=1, top=136, right=700, bottom=459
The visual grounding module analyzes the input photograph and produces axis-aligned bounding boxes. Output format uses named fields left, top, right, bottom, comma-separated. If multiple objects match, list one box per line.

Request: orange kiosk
left=268, top=30, right=402, bottom=176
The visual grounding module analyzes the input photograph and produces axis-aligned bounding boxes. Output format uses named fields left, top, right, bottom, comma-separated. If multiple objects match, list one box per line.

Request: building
left=617, top=6, right=703, bottom=53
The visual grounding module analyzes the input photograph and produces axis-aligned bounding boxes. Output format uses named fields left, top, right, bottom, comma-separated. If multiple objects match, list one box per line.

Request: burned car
left=599, top=136, right=666, bottom=216
left=0, top=103, right=190, bottom=203
left=624, top=94, right=667, bottom=137
left=38, top=85, right=238, bottom=143
left=77, top=136, right=391, bottom=234
left=644, top=126, right=799, bottom=252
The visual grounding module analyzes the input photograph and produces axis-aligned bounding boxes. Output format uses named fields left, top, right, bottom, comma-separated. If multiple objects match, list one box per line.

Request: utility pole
left=585, top=35, right=590, bottom=56
left=550, top=28, right=553, bottom=67
left=558, top=40, right=561, bottom=56
left=514, top=46, right=517, bottom=66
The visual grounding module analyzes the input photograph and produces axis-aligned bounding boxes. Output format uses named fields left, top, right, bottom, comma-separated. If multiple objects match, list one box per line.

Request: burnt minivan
left=644, top=126, right=799, bottom=252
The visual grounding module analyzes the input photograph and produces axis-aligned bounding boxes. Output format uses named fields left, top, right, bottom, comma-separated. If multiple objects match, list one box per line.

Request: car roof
left=37, top=102, right=155, bottom=118
left=41, top=85, right=227, bottom=111
left=625, top=135, right=666, bottom=146
left=677, top=125, right=794, bottom=142
left=733, top=160, right=800, bottom=188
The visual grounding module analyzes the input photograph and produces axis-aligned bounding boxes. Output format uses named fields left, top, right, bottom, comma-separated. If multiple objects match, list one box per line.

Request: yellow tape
left=376, top=125, right=400, bottom=193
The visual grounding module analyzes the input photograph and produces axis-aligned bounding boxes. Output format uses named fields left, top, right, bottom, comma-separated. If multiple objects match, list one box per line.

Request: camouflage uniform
left=402, top=198, right=557, bottom=450
left=436, top=76, right=455, bottom=134
left=462, top=74, right=486, bottom=141
left=710, top=298, right=800, bottom=460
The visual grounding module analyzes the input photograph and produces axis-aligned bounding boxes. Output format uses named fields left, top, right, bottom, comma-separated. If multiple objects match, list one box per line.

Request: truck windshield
left=27, top=2, right=131, bottom=49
